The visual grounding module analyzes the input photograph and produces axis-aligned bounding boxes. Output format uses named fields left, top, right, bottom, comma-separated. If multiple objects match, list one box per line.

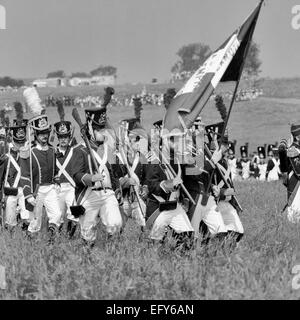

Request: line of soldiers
left=0, top=99, right=244, bottom=251
left=227, top=142, right=281, bottom=182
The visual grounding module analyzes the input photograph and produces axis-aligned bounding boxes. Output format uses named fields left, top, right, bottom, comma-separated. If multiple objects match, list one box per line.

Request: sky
left=0, top=0, right=299, bottom=84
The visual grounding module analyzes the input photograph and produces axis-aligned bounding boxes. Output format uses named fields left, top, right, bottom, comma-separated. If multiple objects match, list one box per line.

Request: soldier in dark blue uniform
left=71, top=108, right=123, bottom=246
left=279, top=125, right=300, bottom=223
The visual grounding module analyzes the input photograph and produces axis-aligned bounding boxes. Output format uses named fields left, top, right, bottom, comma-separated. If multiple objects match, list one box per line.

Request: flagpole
left=206, top=0, right=264, bottom=201
left=219, top=0, right=264, bottom=145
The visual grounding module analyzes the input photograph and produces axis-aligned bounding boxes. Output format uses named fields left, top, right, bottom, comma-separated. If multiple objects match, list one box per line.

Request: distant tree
left=243, top=41, right=262, bottom=80
left=171, top=43, right=212, bottom=75
left=0, top=76, right=24, bottom=87
left=47, top=70, right=65, bottom=78
left=71, top=72, right=90, bottom=78
left=90, top=65, right=117, bottom=77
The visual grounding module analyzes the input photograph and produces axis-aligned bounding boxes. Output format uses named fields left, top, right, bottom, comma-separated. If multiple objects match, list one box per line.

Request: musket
left=72, top=108, right=106, bottom=193
left=204, top=143, right=243, bottom=213
left=118, top=147, right=146, bottom=220
left=111, top=119, right=146, bottom=217
left=157, top=148, right=196, bottom=206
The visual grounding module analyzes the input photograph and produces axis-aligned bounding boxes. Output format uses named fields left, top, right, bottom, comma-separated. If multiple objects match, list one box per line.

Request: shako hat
left=85, top=107, right=107, bottom=128
left=54, top=121, right=72, bottom=137
left=257, top=146, right=266, bottom=159
left=10, top=125, right=27, bottom=142
left=30, top=115, right=51, bottom=133
left=267, top=144, right=276, bottom=156
left=291, top=124, right=300, bottom=137
left=228, top=141, right=236, bottom=155
left=240, top=145, right=248, bottom=159
left=205, top=122, right=225, bottom=143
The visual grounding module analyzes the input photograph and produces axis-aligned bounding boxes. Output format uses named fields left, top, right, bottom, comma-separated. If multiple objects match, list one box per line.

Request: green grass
left=0, top=181, right=299, bottom=300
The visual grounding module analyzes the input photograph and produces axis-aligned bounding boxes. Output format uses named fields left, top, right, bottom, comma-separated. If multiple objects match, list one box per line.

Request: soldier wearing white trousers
left=27, top=185, right=62, bottom=233
left=146, top=162, right=194, bottom=244
left=58, top=182, right=77, bottom=223
left=71, top=107, right=123, bottom=245
left=188, top=134, right=244, bottom=246
left=78, top=189, right=121, bottom=242
left=5, top=188, right=29, bottom=227
left=22, top=114, right=63, bottom=240
left=190, top=194, right=228, bottom=239
left=53, top=119, right=79, bottom=237
left=4, top=125, right=30, bottom=229
left=150, top=203, right=194, bottom=241
left=216, top=200, right=244, bottom=234
left=116, top=118, right=150, bottom=230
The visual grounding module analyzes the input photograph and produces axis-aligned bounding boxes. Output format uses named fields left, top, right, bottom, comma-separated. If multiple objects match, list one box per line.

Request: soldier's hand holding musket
left=160, top=176, right=183, bottom=193
left=140, top=185, right=149, bottom=202
left=120, top=176, right=137, bottom=189
left=27, top=196, right=37, bottom=207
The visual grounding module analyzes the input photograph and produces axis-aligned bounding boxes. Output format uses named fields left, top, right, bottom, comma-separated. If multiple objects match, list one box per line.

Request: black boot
left=225, top=231, right=244, bottom=252
left=47, top=224, right=58, bottom=245
left=171, top=231, right=195, bottom=251
left=21, top=221, right=29, bottom=232
left=81, top=238, right=95, bottom=250
left=66, top=220, right=77, bottom=239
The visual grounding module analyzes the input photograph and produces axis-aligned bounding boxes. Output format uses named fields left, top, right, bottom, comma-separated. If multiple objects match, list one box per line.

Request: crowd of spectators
left=43, top=87, right=263, bottom=109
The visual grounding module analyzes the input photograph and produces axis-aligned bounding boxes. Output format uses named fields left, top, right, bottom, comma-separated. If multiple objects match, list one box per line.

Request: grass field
left=0, top=181, right=299, bottom=300
left=0, top=78, right=300, bottom=300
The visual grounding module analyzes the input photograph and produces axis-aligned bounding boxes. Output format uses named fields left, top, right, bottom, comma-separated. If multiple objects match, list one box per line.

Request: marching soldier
left=3, top=123, right=30, bottom=230
left=71, top=108, right=123, bottom=247
left=187, top=123, right=239, bottom=246
left=227, top=140, right=239, bottom=181
left=266, top=144, right=281, bottom=181
left=117, top=118, right=149, bottom=230
left=22, top=114, right=63, bottom=241
left=211, top=134, right=244, bottom=245
left=250, top=151, right=260, bottom=180
left=144, top=123, right=196, bottom=248
left=54, top=120, right=79, bottom=238
left=257, top=146, right=267, bottom=181
left=145, top=157, right=194, bottom=247
left=0, top=123, right=9, bottom=227
left=279, top=125, right=300, bottom=223
left=240, top=144, right=250, bottom=180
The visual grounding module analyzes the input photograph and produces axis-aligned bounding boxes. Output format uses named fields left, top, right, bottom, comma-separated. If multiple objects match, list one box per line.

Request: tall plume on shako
left=4, top=115, right=10, bottom=128
left=56, top=100, right=65, bottom=121
left=133, top=96, right=143, bottom=121
left=0, top=109, right=6, bottom=127
left=102, top=87, right=115, bottom=109
left=13, top=101, right=24, bottom=124
left=23, top=87, right=44, bottom=116
left=214, top=95, right=227, bottom=122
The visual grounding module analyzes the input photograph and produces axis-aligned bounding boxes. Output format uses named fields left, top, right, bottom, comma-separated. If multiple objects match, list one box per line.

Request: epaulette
left=287, top=145, right=300, bottom=158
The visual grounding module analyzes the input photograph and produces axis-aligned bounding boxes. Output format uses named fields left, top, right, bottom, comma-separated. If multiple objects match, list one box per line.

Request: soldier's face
left=129, top=135, right=140, bottom=151
left=36, top=132, right=49, bottom=145
left=220, top=144, right=229, bottom=157
left=93, top=128, right=105, bottom=143
left=58, top=136, right=70, bottom=148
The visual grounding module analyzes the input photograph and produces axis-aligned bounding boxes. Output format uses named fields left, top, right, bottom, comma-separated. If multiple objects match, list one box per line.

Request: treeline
left=46, top=65, right=117, bottom=79
left=0, top=76, right=24, bottom=87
